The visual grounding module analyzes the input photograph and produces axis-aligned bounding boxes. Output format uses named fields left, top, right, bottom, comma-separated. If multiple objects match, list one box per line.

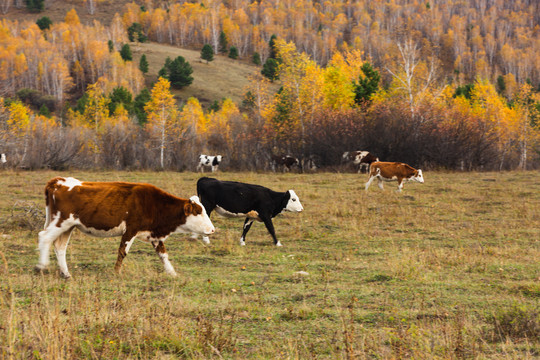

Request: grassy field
left=0, top=170, right=539, bottom=359
left=131, top=42, right=270, bottom=108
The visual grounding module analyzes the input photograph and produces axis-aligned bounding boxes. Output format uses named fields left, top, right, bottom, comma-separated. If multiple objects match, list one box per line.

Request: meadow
left=0, top=170, right=538, bottom=359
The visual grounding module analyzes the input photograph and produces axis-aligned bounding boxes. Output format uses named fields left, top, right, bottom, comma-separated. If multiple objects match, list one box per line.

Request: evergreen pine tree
left=268, top=34, right=278, bottom=59
left=228, top=46, right=239, bottom=59
left=25, top=0, right=44, bottom=12
left=219, top=31, right=228, bottom=53
left=168, top=57, right=194, bottom=89
left=36, top=16, right=52, bottom=30
left=38, top=104, right=51, bottom=117
left=134, top=88, right=151, bottom=125
left=261, top=58, right=279, bottom=81
left=252, top=52, right=261, bottom=65
left=353, top=62, right=380, bottom=105
left=108, top=86, right=133, bottom=115
left=201, top=44, right=214, bottom=63
left=120, top=44, right=133, bottom=61
left=139, top=54, right=149, bottom=74
left=107, top=40, right=114, bottom=53
left=496, top=75, right=506, bottom=95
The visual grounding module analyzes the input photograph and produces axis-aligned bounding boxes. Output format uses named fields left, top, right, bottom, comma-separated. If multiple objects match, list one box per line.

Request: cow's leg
left=152, top=240, right=177, bottom=276
left=261, top=217, right=281, bottom=246
left=377, top=176, right=384, bottom=190
left=36, top=220, right=70, bottom=272
left=53, top=229, right=74, bottom=278
left=115, top=232, right=137, bottom=273
left=365, top=175, right=375, bottom=191
left=397, top=178, right=404, bottom=192
left=239, top=218, right=254, bottom=246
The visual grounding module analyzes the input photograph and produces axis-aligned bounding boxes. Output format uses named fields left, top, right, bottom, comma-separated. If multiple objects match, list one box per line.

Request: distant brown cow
left=36, top=177, right=215, bottom=278
left=271, top=154, right=299, bottom=172
left=365, top=161, right=424, bottom=192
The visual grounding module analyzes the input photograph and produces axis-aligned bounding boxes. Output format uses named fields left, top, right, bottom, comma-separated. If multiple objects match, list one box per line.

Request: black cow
left=196, top=177, right=303, bottom=246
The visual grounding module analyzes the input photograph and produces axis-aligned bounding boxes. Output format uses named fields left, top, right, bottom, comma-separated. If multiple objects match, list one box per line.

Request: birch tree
left=144, top=77, right=178, bottom=169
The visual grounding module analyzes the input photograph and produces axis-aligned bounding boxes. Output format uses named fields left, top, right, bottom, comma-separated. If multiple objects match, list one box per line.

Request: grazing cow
left=271, top=154, right=300, bottom=172
left=196, top=177, right=303, bottom=246
left=302, top=155, right=319, bottom=172
left=0, top=153, right=5, bottom=164
left=365, top=161, right=424, bottom=192
left=197, top=154, right=222, bottom=172
left=35, top=177, right=215, bottom=278
left=342, top=151, right=379, bottom=173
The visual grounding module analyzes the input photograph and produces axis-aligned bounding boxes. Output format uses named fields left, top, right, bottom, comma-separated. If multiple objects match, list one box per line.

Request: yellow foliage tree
left=145, top=77, right=178, bottom=169
left=179, top=97, right=207, bottom=135
left=470, top=79, right=520, bottom=170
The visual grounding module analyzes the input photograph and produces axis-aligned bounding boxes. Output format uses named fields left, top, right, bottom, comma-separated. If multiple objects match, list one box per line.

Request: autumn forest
left=1, top=0, right=539, bottom=171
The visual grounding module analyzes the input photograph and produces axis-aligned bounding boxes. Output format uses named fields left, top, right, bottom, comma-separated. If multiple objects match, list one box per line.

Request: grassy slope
left=0, top=170, right=539, bottom=358
left=132, top=42, right=265, bottom=107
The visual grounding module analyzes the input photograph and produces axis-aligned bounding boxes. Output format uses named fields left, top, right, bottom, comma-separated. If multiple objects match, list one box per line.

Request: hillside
left=131, top=42, right=268, bottom=107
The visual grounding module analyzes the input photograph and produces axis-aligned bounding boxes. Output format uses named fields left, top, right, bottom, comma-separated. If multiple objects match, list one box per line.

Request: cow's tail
left=43, top=178, right=60, bottom=229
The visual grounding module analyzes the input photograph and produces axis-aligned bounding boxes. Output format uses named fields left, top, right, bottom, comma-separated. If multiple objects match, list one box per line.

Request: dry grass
left=0, top=169, right=539, bottom=359
left=131, top=42, right=270, bottom=107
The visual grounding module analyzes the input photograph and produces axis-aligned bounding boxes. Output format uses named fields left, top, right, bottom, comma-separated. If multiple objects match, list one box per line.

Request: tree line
left=1, top=7, right=539, bottom=171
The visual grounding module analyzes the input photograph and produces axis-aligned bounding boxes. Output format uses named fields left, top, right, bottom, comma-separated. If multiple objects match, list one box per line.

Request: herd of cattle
left=32, top=150, right=423, bottom=278
left=199, top=151, right=424, bottom=192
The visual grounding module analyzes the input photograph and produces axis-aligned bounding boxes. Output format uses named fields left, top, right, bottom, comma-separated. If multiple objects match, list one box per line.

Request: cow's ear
left=184, top=201, right=194, bottom=215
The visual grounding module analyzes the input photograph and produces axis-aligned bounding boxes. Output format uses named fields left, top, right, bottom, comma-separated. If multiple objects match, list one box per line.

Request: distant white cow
left=197, top=155, right=223, bottom=172
left=0, top=153, right=6, bottom=164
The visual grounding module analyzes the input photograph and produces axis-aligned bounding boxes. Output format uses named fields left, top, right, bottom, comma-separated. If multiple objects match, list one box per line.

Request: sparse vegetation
left=0, top=170, right=538, bottom=358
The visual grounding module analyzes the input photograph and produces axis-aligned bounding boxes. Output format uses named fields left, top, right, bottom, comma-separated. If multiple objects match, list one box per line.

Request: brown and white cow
left=342, top=151, right=379, bottom=173
left=35, top=177, right=215, bottom=278
left=365, top=161, right=424, bottom=192
left=271, top=154, right=300, bottom=172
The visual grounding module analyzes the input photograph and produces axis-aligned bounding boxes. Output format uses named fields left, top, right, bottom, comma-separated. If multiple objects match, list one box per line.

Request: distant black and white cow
left=365, top=161, right=424, bottom=192
left=196, top=177, right=303, bottom=246
left=197, top=154, right=223, bottom=172
left=342, top=151, right=379, bottom=173
left=271, top=154, right=300, bottom=172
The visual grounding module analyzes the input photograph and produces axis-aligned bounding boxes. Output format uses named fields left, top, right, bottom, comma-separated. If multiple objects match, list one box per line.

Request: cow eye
left=292, top=198, right=296, bottom=201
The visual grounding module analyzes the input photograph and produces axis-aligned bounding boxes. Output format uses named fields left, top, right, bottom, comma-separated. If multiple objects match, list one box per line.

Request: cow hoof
left=202, top=236, right=211, bottom=245
left=34, top=265, right=48, bottom=274
left=239, top=241, right=246, bottom=246
left=60, top=272, right=72, bottom=280
left=275, top=241, right=283, bottom=247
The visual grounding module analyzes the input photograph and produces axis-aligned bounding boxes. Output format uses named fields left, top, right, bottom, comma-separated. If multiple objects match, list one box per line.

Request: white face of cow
left=216, top=155, right=222, bottom=162
left=285, top=190, right=303, bottom=212
left=412, top=169, right=424, bottom=183
left=182, top=196, right=215, bottom=235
